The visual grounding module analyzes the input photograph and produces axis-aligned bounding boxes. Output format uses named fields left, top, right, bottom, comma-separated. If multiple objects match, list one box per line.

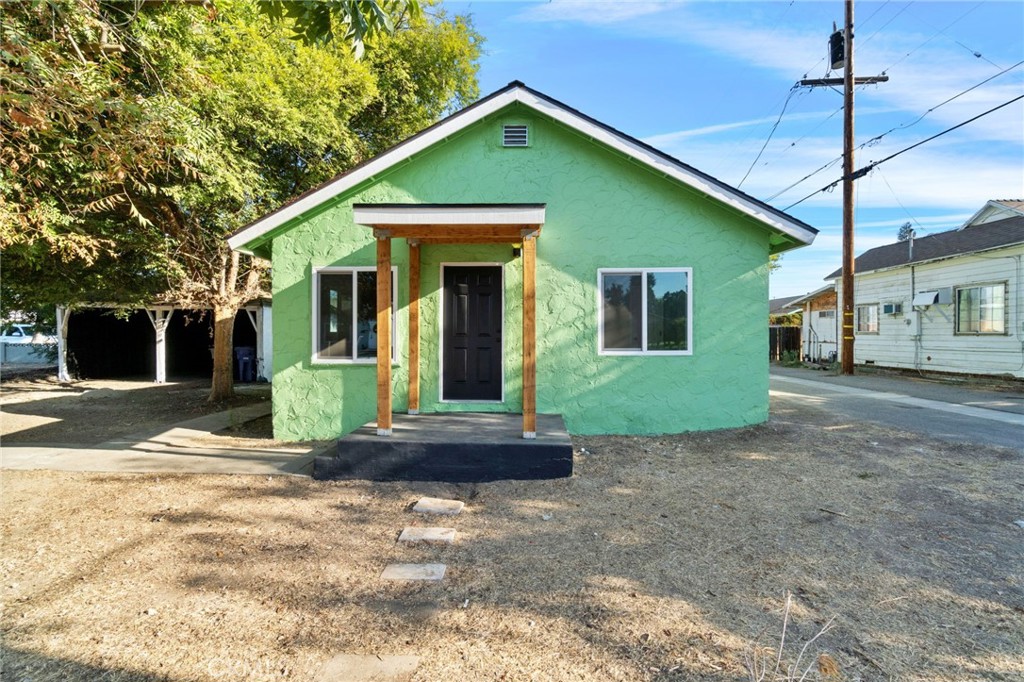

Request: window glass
left=602, top=273, right=642, bottom=350
left=646, top=271, right=688, bottom=351
left=356, top=271, right=379, bottom=359
left=856, top=305, right=878, bottom=333
left=957, top=284, right=1005, bottom=334
left=316, top=269, right=394, bottom=361
left=600, top=268, right=691, bottom=354
left=319, top=274, right=352, bottom=358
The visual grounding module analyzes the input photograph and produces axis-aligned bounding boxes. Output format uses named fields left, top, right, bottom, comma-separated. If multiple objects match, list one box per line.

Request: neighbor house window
left=956, top=283, right=1006, bottom=334
left=314, top=267, right=396, bottom=362
left=818, top=310, right=836, bottom=319
left=856, top=304, right=879, bottom=333
left=598, top=268, right=692, bottom=355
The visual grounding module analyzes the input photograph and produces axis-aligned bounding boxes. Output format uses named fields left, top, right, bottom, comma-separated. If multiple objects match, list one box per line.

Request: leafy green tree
left=261, top=0, right=421, bottom=56
left=2, top=0, right=480, bottom=400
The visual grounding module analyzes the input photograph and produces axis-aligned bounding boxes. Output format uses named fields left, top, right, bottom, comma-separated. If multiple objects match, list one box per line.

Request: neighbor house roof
left=824, top=214, right=1024, bottom=280
left=769, top=296, right=803, bottom=316
left=788, top=284, right=835, bottom=308
left=228, top=81, right=817, bottom=255
left=961, top=199, right=1024, bottom=228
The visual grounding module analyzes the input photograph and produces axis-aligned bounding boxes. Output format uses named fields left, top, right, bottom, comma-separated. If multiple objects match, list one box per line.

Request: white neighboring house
left=789, top=284, right=837, bottom=363
left=826, top=200, right=1024, bottom=378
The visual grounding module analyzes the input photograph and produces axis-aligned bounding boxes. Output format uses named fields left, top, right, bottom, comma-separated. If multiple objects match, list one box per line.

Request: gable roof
left=824, top=214, right=1024, bottom=280
left=961, top=199, right=1024, bottom=228
left=228, top=81, right=817, bottom=255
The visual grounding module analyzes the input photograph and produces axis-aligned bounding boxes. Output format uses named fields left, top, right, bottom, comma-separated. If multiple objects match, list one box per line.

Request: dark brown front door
left=443, top=266, right=502, bottom=401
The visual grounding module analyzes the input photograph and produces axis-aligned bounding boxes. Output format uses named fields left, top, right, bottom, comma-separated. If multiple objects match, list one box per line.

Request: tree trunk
left=209, top=303, right=236, bottom=402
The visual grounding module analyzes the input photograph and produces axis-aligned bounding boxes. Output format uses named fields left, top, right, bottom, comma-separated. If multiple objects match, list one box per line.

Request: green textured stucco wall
left=268, top=104, right=771, bottom=440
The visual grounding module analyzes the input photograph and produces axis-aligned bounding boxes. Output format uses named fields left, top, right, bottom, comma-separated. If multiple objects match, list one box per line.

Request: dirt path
left=2, top=383, right=1021, bottom=681
left=1, top=375, right=269, bottom=446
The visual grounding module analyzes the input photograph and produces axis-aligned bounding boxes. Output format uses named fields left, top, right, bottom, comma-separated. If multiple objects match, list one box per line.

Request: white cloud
left=515, top=0, right=678, bottom=25
left=643, top=108, right=885, bottom=146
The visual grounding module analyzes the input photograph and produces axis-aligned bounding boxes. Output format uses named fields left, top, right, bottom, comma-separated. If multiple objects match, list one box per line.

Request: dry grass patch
left=2, top=408, right=1022, bottom=681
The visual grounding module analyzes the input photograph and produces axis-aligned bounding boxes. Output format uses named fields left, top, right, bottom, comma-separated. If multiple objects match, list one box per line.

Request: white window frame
left=855, top=304, right=879, bottom=334
left=597, top=267, right=693, bottom=356
left=312, top=266, right=398, bottom=365
left=955, top=281, right=1008, bottom=335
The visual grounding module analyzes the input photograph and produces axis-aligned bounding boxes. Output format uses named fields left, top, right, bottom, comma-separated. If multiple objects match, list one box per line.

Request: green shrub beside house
left=229, top=82, right=817, bottom=441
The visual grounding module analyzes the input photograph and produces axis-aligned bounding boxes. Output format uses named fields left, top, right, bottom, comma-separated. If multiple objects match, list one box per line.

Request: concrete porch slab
left=316, top=413, right=573, bottom=482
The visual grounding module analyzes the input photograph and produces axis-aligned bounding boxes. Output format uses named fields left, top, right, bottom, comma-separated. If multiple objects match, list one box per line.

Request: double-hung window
left=314, top=267, right=396, bottom=362
left=856, top=304, right=879, bottom=333
left=956, top=283, right=1006, bottom=334
left=598, top=268, right=692, bottom=355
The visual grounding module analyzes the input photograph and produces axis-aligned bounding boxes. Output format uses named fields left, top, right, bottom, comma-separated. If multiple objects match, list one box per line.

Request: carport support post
left=522, top=234, right=537, bottom=439
left=145, top=308, right=174, bottom=384
left=56, top=305, right=71, bottom=382
left=376, top=236, right=393, bottom=436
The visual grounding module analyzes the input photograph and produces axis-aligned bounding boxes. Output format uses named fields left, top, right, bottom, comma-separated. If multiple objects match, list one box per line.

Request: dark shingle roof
left=824, top=215, right=1024, bottom=280
left=769, top=296, right=803, bottom=315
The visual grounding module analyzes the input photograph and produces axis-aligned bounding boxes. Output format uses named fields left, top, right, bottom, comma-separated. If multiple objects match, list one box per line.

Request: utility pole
left=840, top=0, right=857, bottom=375
left=798, top=0, right=887, bottom=375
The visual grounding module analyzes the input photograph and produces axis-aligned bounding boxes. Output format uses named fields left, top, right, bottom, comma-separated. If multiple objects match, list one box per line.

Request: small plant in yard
left=745, top=592, right=839, bottom=681
left=780, top=350, right=803, bottom=367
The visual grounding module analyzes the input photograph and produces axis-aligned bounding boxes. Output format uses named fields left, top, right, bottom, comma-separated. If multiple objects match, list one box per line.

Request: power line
left=766, top=60, right=1024, bottom=203
left=857, top=1, right=913, bottom=49
left=775, top=1, right=993, bottom=168
left=860, top=59, right=1023, bottom=146
left=876, top=167, right=927, bottom=234
left=738, top=86, right=799, bottom=188
left=782, top=94, right=1024, bottom=210
left=877, top=1, right=993, bottom=76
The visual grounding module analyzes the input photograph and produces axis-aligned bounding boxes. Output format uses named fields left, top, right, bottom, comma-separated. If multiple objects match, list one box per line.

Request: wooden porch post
left=408, top=242, right=421, bottom=415
left=522, top=235, right=537, bottom=439
left=376, top=236, right=393, bottom=436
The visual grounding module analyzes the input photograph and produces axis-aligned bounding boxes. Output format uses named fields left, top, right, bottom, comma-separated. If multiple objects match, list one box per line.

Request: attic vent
left=503, top=125, right=529, bottom=147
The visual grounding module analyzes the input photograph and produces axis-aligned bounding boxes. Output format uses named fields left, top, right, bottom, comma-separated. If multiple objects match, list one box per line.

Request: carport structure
left=55, top=301, right=272, bottom=383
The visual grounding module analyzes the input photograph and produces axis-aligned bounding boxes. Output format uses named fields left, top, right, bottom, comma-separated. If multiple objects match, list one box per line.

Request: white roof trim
left=353, top=205, right=545, bottom=226
left=228, top=85, right=816, bottom=251
left=959, top=200, right=1024, bottom=229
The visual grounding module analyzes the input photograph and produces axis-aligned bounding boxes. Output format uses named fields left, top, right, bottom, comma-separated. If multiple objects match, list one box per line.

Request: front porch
left=313, top=413, right=573, bottom=482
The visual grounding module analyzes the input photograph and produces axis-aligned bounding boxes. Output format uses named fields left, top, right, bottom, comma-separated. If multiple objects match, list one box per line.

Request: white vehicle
left=1, top=323, right=56, bottom=345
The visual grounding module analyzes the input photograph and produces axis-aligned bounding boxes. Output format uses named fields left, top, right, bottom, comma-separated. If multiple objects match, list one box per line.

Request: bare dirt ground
left=0, top=373, right=269, bottom=446
left=1, top=376, right=1022, bottom=681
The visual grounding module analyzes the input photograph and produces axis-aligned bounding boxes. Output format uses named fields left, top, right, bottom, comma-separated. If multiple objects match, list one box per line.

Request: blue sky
left=444, top=0, right=1024, bottom=297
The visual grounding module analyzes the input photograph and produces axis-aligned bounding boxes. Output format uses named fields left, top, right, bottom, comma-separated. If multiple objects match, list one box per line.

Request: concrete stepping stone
left=412, top=497, right=464, bottom=515
left=398, top=527, right=456, bottom=545
left=317, top=653, right=419, bottom=681
left=380, top=563, right=446, bottom=581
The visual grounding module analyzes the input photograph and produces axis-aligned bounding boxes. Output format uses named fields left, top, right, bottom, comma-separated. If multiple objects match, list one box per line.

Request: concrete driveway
left=771, top=366, right=1024, bottom=451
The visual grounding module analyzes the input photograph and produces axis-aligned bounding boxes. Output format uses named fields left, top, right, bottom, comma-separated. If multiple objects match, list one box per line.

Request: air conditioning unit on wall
left=883, top=302, right=903, bottom=315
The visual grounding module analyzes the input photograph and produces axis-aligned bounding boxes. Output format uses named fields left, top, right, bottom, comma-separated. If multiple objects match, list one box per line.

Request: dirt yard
left=0, top=373, right=270, bottom=446
left=1, top=376, right=1022, bottom=681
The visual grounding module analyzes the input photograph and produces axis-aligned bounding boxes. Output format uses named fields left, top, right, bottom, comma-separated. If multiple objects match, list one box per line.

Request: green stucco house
left=228, top=82, right=817, bottom=456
